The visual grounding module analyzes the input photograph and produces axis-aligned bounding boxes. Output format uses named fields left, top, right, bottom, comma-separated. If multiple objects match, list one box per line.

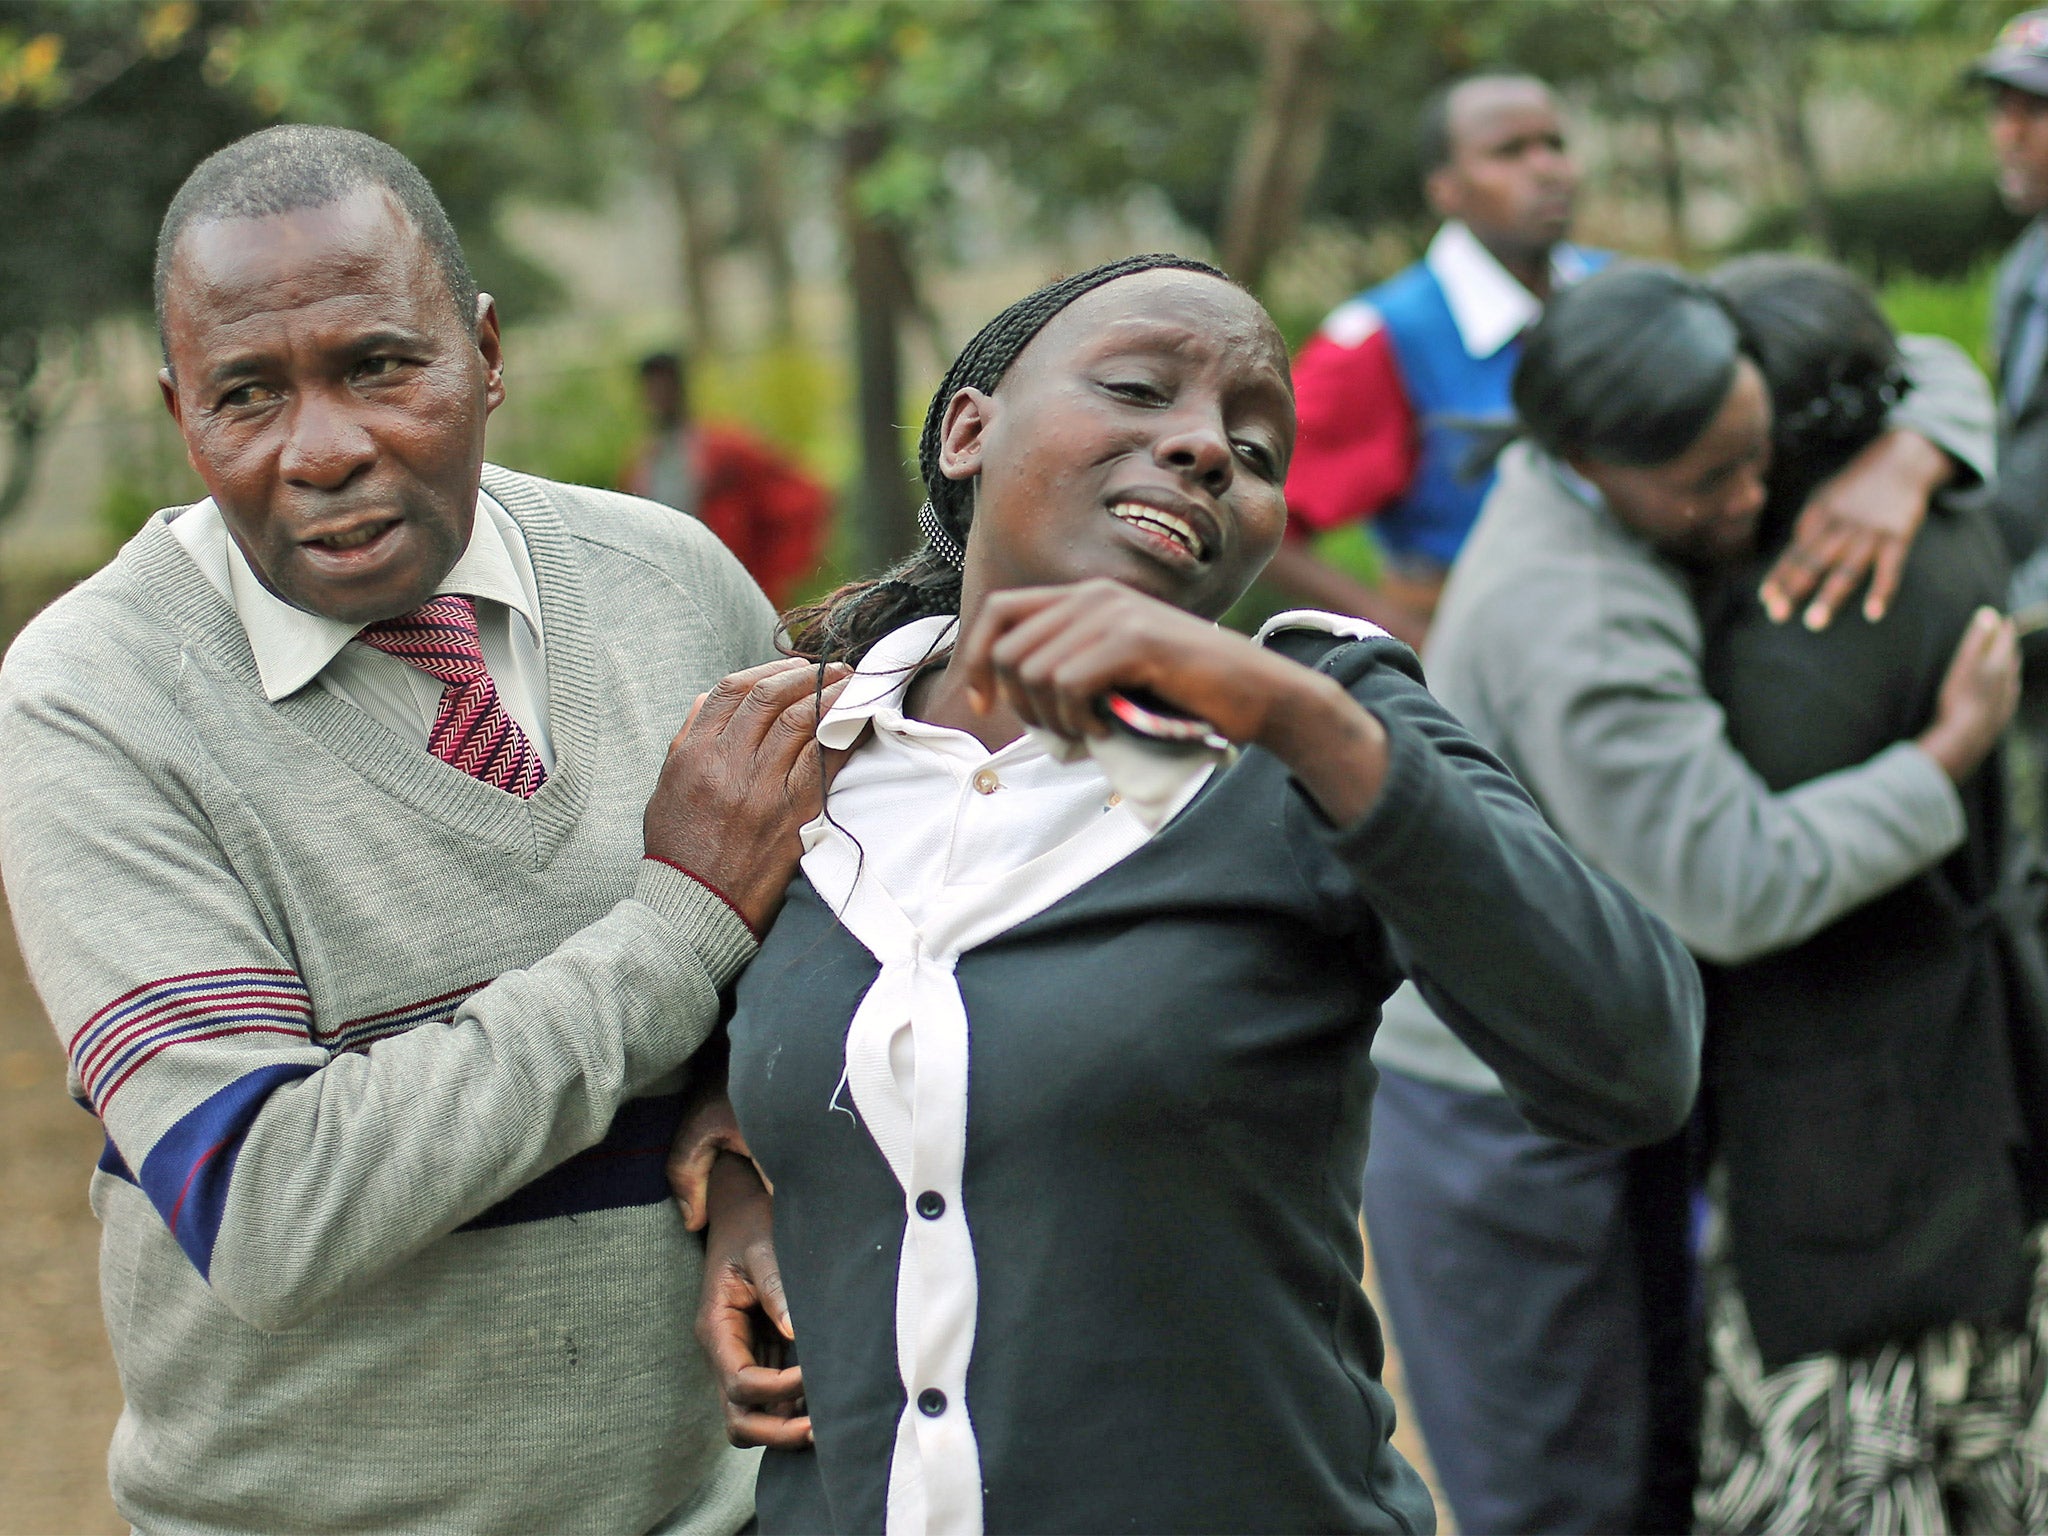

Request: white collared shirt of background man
left=170, top=491, right=553, bottom=769
left=1320, top=219, right=1596, bottom=363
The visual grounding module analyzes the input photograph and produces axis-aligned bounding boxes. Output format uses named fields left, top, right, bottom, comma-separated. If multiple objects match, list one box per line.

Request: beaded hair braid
left=783, top=252, right=1229, bottom=665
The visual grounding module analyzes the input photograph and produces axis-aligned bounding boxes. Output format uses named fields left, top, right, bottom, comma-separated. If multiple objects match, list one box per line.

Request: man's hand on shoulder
left=644, top=657, right=853, bottom=934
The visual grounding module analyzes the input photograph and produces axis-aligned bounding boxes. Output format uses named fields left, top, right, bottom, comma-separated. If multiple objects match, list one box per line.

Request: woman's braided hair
left=783, top=251, right=1228, bottom=665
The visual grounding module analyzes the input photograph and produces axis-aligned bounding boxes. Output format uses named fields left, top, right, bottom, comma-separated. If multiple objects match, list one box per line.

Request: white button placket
left=797, top=734, right=1191, bottom=1535
left=815, top=833, right=988, bottom=1536
left=896, top=946, right=979, bottom=1533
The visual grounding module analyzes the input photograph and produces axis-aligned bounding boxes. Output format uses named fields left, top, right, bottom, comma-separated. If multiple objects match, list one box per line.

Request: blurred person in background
left=1974, top=8, right=2048, bottom=566
left=1272, top=71, right=1593, bottom=645
left=1971, top=10, right=2048, bottom=840
left=1363, top=263, right=2013, bottom=1536
left=1276, top=71, right=1973, bottom=650
left=622, top=349, right=832, bottom=608
left=0, top=125, right=833, bottom=1535
left=1689, top=254, right=2048, bottom=1535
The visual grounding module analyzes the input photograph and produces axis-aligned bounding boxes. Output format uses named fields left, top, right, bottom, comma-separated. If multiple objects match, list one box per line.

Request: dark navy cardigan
left=728, top=631, right=1703, bottom=1534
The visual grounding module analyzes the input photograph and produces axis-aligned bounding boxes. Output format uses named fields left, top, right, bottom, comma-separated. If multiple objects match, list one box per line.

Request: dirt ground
left=0, top=891, right=1442, bottom=1535
left=0, top=893, right=124, bottom=1536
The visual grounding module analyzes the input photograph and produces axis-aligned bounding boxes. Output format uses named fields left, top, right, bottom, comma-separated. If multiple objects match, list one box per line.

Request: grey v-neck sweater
left=0, top=467, right=776, bottom=1534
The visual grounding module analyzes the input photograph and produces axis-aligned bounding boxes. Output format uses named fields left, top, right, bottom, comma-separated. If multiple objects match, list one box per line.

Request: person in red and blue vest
left=1269, top=73, right=1594, bottom=646
left=1272, top=71, right=1969, bottom=649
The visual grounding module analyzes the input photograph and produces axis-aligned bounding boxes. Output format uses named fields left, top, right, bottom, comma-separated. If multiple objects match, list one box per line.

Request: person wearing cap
left=1969, top=12, right=2048, bottom=838
left=1275, top=70, right=1988, bottom=648
left=1974, top=8, right=2048, bottom=566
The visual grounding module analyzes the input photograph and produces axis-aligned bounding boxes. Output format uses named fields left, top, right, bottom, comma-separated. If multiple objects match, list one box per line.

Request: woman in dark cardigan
left=719, top=254, right=1702, bottom=1535
left=1693, top=255, right=2048, bottom=1532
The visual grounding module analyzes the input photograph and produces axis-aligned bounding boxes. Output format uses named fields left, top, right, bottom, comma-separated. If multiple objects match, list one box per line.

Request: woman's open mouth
left=1109, top=502, right=1208, bottom=562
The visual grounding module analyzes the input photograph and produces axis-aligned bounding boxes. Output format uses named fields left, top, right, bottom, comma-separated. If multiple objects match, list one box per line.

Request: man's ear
left=159, top=367, right=204, bottom=480
left=474, top=294, right=505, bottom=414
left=938, top=387, right=994, bottom=482
left=1424, top=166, right=1460, bottom=223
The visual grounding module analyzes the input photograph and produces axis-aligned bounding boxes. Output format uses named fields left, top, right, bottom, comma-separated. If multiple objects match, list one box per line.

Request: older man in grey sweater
left=0, top=127, right=833, bottom=1533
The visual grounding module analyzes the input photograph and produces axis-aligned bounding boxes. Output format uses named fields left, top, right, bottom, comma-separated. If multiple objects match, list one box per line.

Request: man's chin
left=1999, top=178, right=2048, bottom=219
left=272, top=524, right=454, bottom=625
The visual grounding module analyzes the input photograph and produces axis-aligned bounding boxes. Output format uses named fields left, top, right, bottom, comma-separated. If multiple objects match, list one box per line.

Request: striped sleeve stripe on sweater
left=137, top=1062, right=320, bottom=1277
left=69, top=966, right=313, bottom=1112
left=316, top=982, right=483, bottom=1054
left=81, top=969, right=686, bottom=1276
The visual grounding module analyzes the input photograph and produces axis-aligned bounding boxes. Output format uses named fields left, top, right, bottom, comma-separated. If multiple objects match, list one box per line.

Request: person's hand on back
left=1760, top=429, right=1953, bottom=630
left=695, top=1152, right=810, bottom=1449
left=1918, top=607, right=2022, bottom=783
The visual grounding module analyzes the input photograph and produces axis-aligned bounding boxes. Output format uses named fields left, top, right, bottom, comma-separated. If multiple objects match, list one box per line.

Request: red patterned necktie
left=356, top=595, right=547, bottom=798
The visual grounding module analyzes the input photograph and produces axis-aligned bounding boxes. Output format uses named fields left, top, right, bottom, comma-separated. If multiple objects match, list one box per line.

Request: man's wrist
left=642, top=854, right=763, bottom=942
left=1913, top=728, right=1969, bottom=785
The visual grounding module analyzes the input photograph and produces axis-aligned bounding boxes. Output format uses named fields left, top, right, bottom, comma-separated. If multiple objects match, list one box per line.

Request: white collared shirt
left=169, top=491, right=553, bottom=768
left=814, top=615, right=1129, bottom=933
left=1424, top=219, right=1595, bottom=360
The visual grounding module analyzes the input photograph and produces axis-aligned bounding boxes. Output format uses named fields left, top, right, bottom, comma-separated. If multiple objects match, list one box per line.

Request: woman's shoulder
left=1451, top=450, right=1687, bottom=622
left=1254, top=611, right=1424, bottom=688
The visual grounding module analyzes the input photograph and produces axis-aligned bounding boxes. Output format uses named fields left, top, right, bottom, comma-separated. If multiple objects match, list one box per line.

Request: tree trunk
left=1653, top=102, right=1691, bottom=261
left=1777, top=84, right=1830, bottom=254
left=0, top=331, right=47, bottom=529
left=1218, top=0, right=1339, bottom=291
left=745, top=138, right=800, bottom=345
left=647, top=90, right=723, bottom=352
left=841, top=122, right=918, bottom=570
left=1756, top=6, right=1830, bottom=254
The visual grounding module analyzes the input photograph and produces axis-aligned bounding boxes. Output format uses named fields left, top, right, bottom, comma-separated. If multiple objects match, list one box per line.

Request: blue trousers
left=1363, top=1068, right=1698, bottom=1536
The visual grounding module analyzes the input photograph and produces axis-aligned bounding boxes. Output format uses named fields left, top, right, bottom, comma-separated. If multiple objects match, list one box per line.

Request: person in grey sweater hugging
left=0, top=126, right=841, bottom=1534
left=1363, top=263, right=2020, bottom=1536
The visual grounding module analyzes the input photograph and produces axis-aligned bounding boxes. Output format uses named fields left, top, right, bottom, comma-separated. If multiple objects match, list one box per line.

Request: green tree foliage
left=1, top=0, right=2028, bottom=561
left=0, top=0, right=261, bottom=524
left=213, top=0, right=633, bottom=321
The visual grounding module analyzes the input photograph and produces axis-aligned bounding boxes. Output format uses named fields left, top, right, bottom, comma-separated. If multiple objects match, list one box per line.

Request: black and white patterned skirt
left=1695, top=1224, right=2048, bottom=1534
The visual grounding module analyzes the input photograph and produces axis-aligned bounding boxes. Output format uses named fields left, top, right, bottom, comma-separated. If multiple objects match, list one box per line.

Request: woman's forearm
left=1255, top=668, right=1391, bottom=828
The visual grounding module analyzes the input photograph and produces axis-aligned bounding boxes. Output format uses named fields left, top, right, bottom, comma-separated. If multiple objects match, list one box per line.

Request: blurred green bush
left=1735, top=172, right=2025, bottom=284
left=96, top=475, right=164, bottom=546
left=486, top=339, right=853, bottom=498
left=1879, top=264, right=1997, bottom=372
left=481, top=337, right=860, bottom=603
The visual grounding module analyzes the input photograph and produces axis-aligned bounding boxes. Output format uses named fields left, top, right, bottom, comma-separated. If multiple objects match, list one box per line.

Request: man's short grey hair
left=153, top=124, right=478, bottom=356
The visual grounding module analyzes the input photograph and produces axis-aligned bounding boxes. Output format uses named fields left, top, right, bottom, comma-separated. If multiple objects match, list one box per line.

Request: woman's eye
left=1234, top=440, right=1277, bottom=475
left=1105, top=380, right=1166, bottom=404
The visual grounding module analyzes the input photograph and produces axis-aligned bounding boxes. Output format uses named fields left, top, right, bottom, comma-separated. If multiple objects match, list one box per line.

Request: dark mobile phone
left=1096, top=689, right=1229, bottom=752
